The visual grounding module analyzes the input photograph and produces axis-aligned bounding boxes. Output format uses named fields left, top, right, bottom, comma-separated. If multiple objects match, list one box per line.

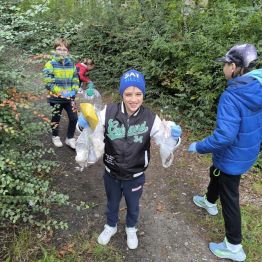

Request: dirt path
left=47, top=110, right=227, bottom=262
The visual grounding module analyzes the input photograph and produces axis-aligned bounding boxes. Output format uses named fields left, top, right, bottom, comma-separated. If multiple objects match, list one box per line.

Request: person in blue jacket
left=188, top=44, right=262, bottom=262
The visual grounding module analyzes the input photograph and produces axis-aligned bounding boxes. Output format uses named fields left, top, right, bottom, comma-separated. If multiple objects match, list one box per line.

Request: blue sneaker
left=193, top=195, right=218, bottom=215
left=209, top=238, right=246, bottom=261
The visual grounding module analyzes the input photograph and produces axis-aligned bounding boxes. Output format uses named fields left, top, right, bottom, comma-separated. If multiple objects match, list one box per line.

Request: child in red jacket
left=76, top=58, right=95, bottom=91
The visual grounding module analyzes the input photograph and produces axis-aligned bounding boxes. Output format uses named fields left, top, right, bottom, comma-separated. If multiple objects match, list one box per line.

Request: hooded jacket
left=196, top=69, right=262, bottom=175
left=43, top=53, right=79, bottom=103
left=76, top=63, right=91, bottom=83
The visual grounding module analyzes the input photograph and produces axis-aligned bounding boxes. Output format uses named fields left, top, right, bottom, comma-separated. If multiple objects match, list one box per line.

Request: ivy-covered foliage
left=0, top=1, right=69, bottom=229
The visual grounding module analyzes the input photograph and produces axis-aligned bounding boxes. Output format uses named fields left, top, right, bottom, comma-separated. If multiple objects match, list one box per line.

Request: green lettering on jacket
left=106, top=119, right=148, bottom=143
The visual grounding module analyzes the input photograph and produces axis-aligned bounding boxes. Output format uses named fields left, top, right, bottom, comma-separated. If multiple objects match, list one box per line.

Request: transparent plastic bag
left=75, top=127, right=92, bottom=169
left=75, top=87, right=105, bottom=170
left=78, top=87, right=103, bottom=111
left=92, top=121, right=105, bottom=159
left=75, top=117, right=105, bottom=169
left=155, top=120, right=181, bottom=168
left=85, top=88, right=103, bottom=111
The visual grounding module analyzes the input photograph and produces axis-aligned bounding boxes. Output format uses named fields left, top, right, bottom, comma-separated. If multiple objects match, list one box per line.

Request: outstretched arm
left=188, top=93, right=240, bottom=154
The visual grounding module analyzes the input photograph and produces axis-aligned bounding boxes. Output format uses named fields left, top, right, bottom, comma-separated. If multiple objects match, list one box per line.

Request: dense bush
left=70, top=0, right=262, bottom=129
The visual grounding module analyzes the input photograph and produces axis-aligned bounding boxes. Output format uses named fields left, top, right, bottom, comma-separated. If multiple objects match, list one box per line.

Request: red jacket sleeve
left=76, top=63, right=90, bottom=83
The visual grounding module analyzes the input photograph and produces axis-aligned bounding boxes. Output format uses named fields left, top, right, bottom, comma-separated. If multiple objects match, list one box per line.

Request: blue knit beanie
left=119, top=69, right=146, bottom=96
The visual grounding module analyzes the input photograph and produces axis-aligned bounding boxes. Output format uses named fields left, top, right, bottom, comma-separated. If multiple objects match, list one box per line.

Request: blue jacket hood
left=226, top=69, right=262, bottom=111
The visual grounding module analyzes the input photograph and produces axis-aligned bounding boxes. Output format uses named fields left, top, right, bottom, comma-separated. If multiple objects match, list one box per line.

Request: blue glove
left=61, top=90, right=76, bottom=97
left=171, top=124, right=182, bottom=138
left=86, top=82, right=95, bottom=96
left=78, top=114, right=89, bottom=129
left=188, top=142, right=197, bottom=153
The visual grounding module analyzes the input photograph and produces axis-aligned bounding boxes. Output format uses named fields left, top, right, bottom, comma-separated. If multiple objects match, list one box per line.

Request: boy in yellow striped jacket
left=43, top=38, right=79, bottom=149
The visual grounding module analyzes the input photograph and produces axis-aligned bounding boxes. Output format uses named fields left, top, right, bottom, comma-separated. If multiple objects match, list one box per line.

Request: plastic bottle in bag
left=80, top=84, right=103, bottom=111
left=75, top=83, right=105, bottom=169
left=160, top=136, right=179, bottom=168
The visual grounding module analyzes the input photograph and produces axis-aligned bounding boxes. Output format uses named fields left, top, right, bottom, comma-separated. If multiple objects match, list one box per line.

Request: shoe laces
left=126, top=228, right=137, bottom=238
left=103, top=225, right=115, bottom=236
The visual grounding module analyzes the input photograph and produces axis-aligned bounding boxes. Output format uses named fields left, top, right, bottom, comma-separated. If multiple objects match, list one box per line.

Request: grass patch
left=170, top=188, right=178, bottom=199
left=198, top=154, right=212, bottom=165
left=56, top=234, right=122, bottom=262
left=5, top=227, right=43, bottom=262
left=175, top=158, right=188, bottom=169
left=252, top=181, right=262, bottom=194
left=242, top=205, right=262, bottom=261
left=91, top=243, right=122, bottom=262
left=3, top=228, right=122, bottom=262
left=186, top=202, right=262, bottom=261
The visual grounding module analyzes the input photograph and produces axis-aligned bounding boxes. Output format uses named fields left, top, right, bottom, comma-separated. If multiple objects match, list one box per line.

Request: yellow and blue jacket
left=43, top=53, right=79, bottom=103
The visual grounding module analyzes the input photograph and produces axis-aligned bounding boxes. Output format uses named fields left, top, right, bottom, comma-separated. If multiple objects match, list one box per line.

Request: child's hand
left=171, top=124, right=182, bottom=138
left=188, top=142, right=197, bottom=153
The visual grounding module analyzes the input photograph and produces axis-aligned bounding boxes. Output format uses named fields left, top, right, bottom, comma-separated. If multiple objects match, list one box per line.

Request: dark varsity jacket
left=103, top=103, right=156, bottom=180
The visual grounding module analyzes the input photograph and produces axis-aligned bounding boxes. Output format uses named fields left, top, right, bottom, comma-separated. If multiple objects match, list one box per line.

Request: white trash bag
left=155, top=120, right=181, bottom=168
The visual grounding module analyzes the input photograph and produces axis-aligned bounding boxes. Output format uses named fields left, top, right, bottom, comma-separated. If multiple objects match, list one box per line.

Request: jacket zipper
left=122, top=117, right=130, bottom=176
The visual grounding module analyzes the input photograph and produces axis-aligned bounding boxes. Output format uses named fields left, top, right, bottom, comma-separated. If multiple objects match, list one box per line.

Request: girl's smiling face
left=123, top=86, right=144, bottom=116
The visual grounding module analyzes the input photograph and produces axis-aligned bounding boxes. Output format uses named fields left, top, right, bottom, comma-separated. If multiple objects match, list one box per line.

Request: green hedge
left=69, top=0, right=262, bottom=130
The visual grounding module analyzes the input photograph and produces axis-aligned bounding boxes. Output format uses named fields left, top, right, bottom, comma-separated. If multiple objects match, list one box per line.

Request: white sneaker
left=126, top=227, right=138, bottom=249
left=193, top=195, right=218, bottom=216
left=97, top=224, right=117, bottom=245
left=65, top=138, right=76, bottom=149
left=52, top=136, right=63, bottom=147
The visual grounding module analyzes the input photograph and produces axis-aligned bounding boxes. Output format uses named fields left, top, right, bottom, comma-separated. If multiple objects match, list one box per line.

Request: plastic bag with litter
left=154, top=120, right=181, bottom=168
left=75, top=127, right=91, bottom=169
left=75, top=121, right=105, bottom=170
left=75, top=89, right=105, bottom=170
